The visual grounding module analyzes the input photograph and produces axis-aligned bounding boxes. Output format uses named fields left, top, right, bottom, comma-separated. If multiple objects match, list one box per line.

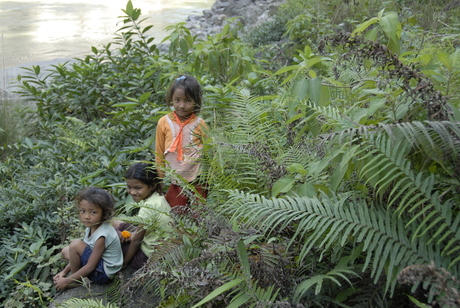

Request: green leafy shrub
left=2, top=0, right=460, bottom=307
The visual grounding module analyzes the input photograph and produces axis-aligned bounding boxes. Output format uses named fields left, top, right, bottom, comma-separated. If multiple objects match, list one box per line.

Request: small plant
left=398, top=262, right=460, bottom=307
left=3, top=279, right=54, bottom=308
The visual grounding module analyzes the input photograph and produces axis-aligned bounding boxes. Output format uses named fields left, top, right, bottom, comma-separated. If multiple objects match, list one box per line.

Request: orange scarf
left=169, top=112, right=195, bottom=161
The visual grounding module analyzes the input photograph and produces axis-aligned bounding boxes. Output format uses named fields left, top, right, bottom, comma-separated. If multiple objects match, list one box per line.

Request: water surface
left=0, top=0, right=213, bottom=90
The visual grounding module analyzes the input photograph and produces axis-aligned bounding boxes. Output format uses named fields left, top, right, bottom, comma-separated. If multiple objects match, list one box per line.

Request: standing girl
left=53, top=187, right=123, bottom=291
left=113, top=162, right=172, bottom=269
left=155, top=74, right=208, bottom=210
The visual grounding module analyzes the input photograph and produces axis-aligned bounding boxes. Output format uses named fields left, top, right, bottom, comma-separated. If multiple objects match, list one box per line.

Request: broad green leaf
left=306, top=77, right=322, bottom=104
left=330, top=146, right=359, bottom=191
left=180, top=38, right=189, bottom=55
left=318, top=84, right=330, bottom=107
left=364, top=27, right=378, bottom=41
left=24, top=137, right=33, bottom=149
left=112, top=102, right=139, bottom=108
left=227, top=293, right=251, bottom=308
left=143, top=70, right=156, bottom=79
left=274, top=65, right=301, bottom=75
left=287, top=163, right=307, bottom=176
left=291, top=78, right=309, bottom=100
left=286, top=113, right=305, bottom=125
left=237, top=240, right=250, bottom=277
left=293, top=182, right=316, bottom=198
left=306, top=57, right=326, bottom=69
left=437, top=52, right=452, bottom=71
left=387, top=37, right=400, bottom=54
left=366, top=97, right=386, bottom=116
left=30, top=239, right=44, bottom=253
left=80, top=169, right=105, bottom=182
left=139, top=92, right=152, bottom=104
left=5, top=261, right=29, bottom=280
left=353, top=108, right=369, bottom=124
left=125, top=0, right=133, bottom=15
left=272, top=176, right=296, bottom=197
left=132, top=8, right=141, bottom=20
left=380, top=11, right=400, bottom=43
left=352, top=17, right=379, bottom=36
left=191, top=279, right=244, bottom=308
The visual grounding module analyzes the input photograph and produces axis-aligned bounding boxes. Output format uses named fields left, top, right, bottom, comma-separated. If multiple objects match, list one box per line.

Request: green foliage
left=398, top=262, right=460, bottom=307
left=0, top=222, right=59, bottom=307
left=244, top=15, right=289, bottom=47
left=3, top=279, right=54, bottom=308
left=2, top=0, right=460, bottom=307
left=164, top=19, right=263, bottom=84
left=58, top=298, right=119, bottom=308
left=0, top=93, right=32, bottom=159
left=15, top=1, right=165, bottom=123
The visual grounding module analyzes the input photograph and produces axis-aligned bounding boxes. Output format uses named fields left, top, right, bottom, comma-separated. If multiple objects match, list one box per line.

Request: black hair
left=124, top=162, right=162, bottom=194
left=74, top=187, right=115, bottom=222
left=166, top=74, right=203, bottom=114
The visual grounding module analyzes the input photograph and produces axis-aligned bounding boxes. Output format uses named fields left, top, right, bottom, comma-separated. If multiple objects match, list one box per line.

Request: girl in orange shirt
left=155, top=75, right=208, bottom=213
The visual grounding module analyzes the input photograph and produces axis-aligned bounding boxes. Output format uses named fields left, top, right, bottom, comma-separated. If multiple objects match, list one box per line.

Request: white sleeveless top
left=83, top=222, right=123, bottom=279
left=164, top=116, right=204, bottom=183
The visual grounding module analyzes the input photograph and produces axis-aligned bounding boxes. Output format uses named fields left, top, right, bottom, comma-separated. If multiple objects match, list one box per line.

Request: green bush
left=2, top=0, right=460, bottom=307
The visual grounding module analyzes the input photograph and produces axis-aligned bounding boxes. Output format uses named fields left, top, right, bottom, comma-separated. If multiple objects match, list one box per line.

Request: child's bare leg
left=68, top=239, right=87, bottom=275
left=61, top=245, right=70, bottom=260
left=53, top=246, right=71, bottom=281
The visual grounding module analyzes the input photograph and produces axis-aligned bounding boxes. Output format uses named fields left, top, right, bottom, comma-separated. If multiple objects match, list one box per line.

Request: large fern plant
left=199, top=30, right=460, bottom=305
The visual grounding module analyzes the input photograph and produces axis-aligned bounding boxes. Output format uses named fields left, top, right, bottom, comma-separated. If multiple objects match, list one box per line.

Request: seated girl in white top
left=54, top=187, right=123, bottom=290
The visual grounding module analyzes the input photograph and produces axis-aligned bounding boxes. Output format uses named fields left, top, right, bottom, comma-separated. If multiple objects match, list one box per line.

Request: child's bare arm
left=123, top=228, right=147, bottom=267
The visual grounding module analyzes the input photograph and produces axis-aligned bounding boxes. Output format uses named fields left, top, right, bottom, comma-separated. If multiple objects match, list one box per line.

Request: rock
left=185, top=0, right=286, bottom=39
left=49, top=267, right=154, bottom=308
left=157, top=0, right=284, bottom=54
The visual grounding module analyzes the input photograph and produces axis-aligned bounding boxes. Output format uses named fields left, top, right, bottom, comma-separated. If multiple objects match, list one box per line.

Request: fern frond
left=337, top=121, right=460, bottom=173
left=294, top=263, right=357, bottom=300
left=318, top=121, right=460, bottom=266
left=376, top=121, right=460, bottom=169
left=58, top=298, right=119, bottom=308
left=229, top=281, right=280, bottom=307
left=221, top=191, right=454, bottom=293
left=356, top=133, right=460, bottom=262
left=204, top=89, right=290, bottom=192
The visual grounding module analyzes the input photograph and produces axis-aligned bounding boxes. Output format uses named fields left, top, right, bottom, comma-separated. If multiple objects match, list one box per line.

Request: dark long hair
left=74, top=187, right=115, bottom=222
left=166, top=74, right=203, bottom=114
left=124, top=162, right=162, bottom=194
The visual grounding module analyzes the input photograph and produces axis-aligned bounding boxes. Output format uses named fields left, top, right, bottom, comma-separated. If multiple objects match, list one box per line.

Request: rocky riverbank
left=155, top=0, right=285, bottom=53
left=185, top=0, right=285, bottom=39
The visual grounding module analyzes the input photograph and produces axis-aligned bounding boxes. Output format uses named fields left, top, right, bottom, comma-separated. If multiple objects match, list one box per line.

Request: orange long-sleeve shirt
left=154, top=112, right=208, bottom=180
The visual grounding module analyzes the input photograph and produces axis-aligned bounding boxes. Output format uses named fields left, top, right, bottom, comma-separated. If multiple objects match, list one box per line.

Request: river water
left=0, top=0, right=214, bottom=91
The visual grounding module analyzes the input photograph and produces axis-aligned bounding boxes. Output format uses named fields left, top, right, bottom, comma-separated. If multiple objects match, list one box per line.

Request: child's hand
left=54, top=276, right=71, bottom=291
left=53, top=272, right=63, bottom=282
left=120, top=230, right=132, bottom=243
left=53, top=269, right=68, bottom=283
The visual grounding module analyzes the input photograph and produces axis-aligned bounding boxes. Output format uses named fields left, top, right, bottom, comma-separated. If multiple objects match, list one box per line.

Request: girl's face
left=79, top=200, right=103, bottom=228
left=126, top=178, right=154, bottom=202
left=172, top=87, right=195, bottom=120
